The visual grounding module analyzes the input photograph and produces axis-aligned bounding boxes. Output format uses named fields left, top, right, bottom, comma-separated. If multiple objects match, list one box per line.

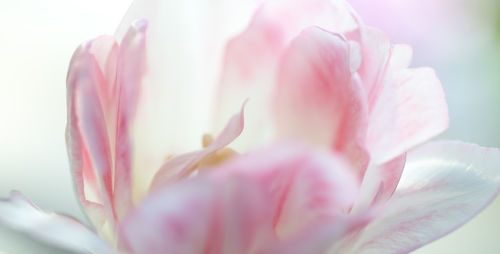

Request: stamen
left=163, top=154, right=175, bottom=162
left=198, top=148, right=238, bottom=170
left=202, top=134, right=214, bottom=148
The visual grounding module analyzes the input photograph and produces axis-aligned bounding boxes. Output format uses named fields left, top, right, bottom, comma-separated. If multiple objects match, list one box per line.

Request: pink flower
left=1, top=0, right=500, bottom=253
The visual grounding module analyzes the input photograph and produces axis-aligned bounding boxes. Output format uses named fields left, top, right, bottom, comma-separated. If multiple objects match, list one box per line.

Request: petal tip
left=132, top=19, right=148, bottom=32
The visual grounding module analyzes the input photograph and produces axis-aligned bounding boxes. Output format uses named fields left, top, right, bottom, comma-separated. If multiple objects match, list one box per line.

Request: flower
left=1, top=0, right=500, bottom=253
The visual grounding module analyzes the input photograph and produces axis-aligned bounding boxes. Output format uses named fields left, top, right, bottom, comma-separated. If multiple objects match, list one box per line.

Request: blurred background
left=0, top=0, right=499, bottom=253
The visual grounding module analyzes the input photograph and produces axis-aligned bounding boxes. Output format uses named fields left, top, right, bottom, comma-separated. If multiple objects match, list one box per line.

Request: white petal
left=0, top=192, right=115, bottom=254
left=114, top=0, right=266, bottom=178
left=342, top=141, right=500, bottom=254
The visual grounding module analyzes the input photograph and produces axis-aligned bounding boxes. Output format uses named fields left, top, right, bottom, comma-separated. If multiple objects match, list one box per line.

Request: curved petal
left=66, top=40, right=116, bottom=225
left=345, top=141, right=500, bottom=254
left=67, top=21, right=148, bottom=224
left=365, top=42, right=449, bottom=163
left=346, top=26, right=448, bottom=164
left=274, top=26, right=368, bottom=179
left=113, top=0, right=267, bottom=178
left=354, top=154, right=406, bottom=212
left=87, top=35, right=120, bottom=110
left=212, top=0, right=360, bottom=151
left=264, top=214, right=371, bottom=254
left=113, top=19, right=148, bottom=221
left=0, top=191, right=115, bottom=254
left=119, top=143, right=361, bottom=254
left=344, top=27, right=392, bottom=106
left=149, top=102, right=246, bottom=189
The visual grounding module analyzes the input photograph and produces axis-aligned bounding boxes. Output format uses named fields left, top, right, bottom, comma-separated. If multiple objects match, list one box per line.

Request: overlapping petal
left=1, top=0, right=496, bottom=253
left=365, top=61, right=449, bottom=163
left=113, top=19, right=148, bottom=220
left=213, top=0, right=359, bottom=151
left=149, top=102, right=246, bottom=189
left=355, top=154, right=406, bottom=211
left=66, top=38, right=116, bottom=226
left=351, top=28, right=449, bottom=164
left=343, top=141, right=500, bottom=253
left=66, top=20, right=147, bottom=228
left=119, top=144, right=364, bottom=254
left=274, top=26, right=368, bottom=179
left=0, top=191, right=115, bottom=254
left=112, top=0, right=268, bottom=172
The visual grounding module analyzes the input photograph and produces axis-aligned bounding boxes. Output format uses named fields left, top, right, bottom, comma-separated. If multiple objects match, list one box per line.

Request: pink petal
left=66, top=40, right=116, bottom=223
left=113, top=19, right=148, bottom=220
left=354, top=154, right=406, bottom=211
left=365, top=40, right=449, bottom=163
left=0, top=191, right=114, bottom=254
left=87, top=35, right=120, bottom=110
left=66, top=21, right=148, bottom=223
left=264, top=214, right=371, bottom=254
left=120, top=144, right=361, bottom=254
left=346, top=141, right=500, bottom=253
left=149, top=102, right=246, bottom=188
left=344, top=27, right=391, bottom=103
left=212, top=0, right=359, bottom=151
left=273, top=26, right=369, bottom=179
left=367, top=67, right=449, bottom=163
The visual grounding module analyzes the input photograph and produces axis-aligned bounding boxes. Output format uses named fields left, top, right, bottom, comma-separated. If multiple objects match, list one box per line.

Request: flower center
left=196, top=134, right=238, bottom=171
left=148, top=101, right=246, bottom=192
left=148, top=133, right=240, bottom=192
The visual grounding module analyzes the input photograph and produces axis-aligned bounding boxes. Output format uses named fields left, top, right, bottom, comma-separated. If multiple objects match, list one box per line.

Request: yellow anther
left=163, top=154, right=175, bottom=162
left=202, top=134, right=214, bottom=148
left=198, top=148, right=238, bottom=170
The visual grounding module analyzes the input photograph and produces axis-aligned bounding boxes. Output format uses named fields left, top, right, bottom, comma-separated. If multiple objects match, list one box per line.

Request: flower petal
left=274, top=26, right=369, bottom=179
left=67, top=21, right=148, bottom=224
left=264, top=214, right=371, bottom=254
left=365, top=44, right=449, bottom=163
left=354, top=154, right=406, bottom=212
left=66, top=39, right=116, bottom=225
left=212, top=0, right=359, bottom=151
left=345, top=27, right=391, bottom=105
left=149, top=102, right=246, bottom=189
left=113, top=19, right=148, bottom=221
left=346, top=141, right=500, bottom=253
left=120, top=143, right=361, bottom=254
left=0, top=191, right=115, bottom=254
left=113, top=0, right=267, bottom=175
left=86, top=35, right=120, bottom=108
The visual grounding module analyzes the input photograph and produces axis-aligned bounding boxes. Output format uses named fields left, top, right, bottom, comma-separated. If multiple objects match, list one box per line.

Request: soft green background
left=0, top=0, right=499, bottom=253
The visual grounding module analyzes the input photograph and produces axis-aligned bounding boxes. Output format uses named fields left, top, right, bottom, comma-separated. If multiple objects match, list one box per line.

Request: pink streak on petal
left=0, top=191, right=115, bottom=254
left=66, top=43, right=116, bottom=223
left=349, top=27, right=448, bottom=163
left=150, top=101, right=246, bottom=188
left=346, top=27, right=392, bottom=108
left=347, top=27, right=448, bottom=165
left=354, top=153, right=406, bottom=212
left=372, top=153, right=406, bottom=203
left=274, top=26, right=369, bottom=180
left=87, top=35, right=120, bottom=112
left=348, top=141, right=500, bottom=254
left=213, top=0, right=359, bottom=151
left=113, top=19, right=148, bottom=221
left=366, top=64, right=449, bottom=163
left=120, top=144, right=360, bottom=254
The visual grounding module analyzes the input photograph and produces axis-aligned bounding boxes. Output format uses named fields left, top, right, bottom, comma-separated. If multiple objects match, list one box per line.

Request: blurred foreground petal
left=120, top=144, right=365, bottom=254
left=0, top=192, right=115, bottom=254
